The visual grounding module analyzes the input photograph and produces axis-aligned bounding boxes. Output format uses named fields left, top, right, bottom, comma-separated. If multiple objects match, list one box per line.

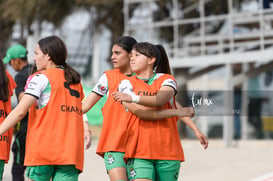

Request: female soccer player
left=82, top=36, right=137, bottom=181
left=0, top=36, right=87, bottom=181
left=0, top=58, right=16, bottom=181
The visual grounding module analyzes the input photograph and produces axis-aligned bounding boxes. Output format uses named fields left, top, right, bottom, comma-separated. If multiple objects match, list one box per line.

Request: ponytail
left=64, top=63, right=81, bottom=84
left=154, top=44, right=171, bottom=74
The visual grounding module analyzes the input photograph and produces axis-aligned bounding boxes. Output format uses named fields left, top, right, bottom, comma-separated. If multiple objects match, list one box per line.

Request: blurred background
left=1, top=0, right=273, bottom=146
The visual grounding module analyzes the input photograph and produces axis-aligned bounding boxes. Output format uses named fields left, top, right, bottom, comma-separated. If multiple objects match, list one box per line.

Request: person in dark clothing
left=4, top=44, right=32, bottom=181
left=232, top=64, right=242, bottom=140
left=248, top=63, right=264, bottom=139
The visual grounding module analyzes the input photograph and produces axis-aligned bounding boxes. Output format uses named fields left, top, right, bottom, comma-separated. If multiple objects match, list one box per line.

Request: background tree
left=0, top=0, right=124, bottom=63
left=77, top=0, right=124, bottom=60
left=0, top=0, right=16, bottom=55
left=0, top=0, right=76, bottom=55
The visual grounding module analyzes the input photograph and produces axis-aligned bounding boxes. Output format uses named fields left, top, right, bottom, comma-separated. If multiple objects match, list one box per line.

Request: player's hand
left=112, top=92, right=133, bottom=103
left=178, top=107, right=195, bottom=118
left=194, top=129, right=208, bottom=149
left=84, top=130, right=92, bottom=149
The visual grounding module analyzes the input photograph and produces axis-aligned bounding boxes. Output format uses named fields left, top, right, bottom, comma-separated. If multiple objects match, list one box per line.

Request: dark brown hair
left=0, top=57, right=9, bottom=101
left=133, top=42, right=171, bottom=74
left=114, top=36, right=137, bottom=53
left=38, top=36, right=81, bottom=84
left=154, top=44, right=171, bottom=74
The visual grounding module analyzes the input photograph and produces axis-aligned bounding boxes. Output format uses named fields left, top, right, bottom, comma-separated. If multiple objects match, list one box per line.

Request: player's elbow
left=13, top=109, right=27, bottom=122
left=154, top=101, right=166, bottom=108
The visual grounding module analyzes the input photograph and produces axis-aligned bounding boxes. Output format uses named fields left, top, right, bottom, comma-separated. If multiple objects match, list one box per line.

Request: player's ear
left=148, top=57, right=156, bottom=65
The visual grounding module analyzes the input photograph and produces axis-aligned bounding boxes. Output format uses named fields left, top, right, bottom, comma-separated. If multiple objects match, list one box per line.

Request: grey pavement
left=2, top=138, right=273, bottom=181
